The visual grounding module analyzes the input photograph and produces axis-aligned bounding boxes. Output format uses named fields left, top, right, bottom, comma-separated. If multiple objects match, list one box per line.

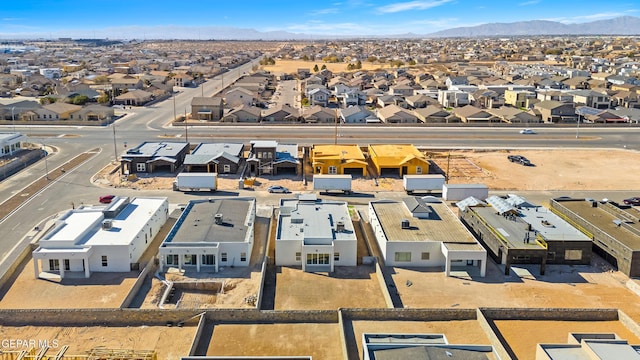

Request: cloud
left=308, top=8, right=339, bottom=16
left=518, top=0, right=540, bottom=5
left=377, top=0, right=453, bottom=14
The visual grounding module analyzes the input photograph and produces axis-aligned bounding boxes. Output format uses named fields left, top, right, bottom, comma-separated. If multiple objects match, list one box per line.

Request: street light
left=11, top=106, right=15, bottom=132
left=576, top=113, right=581, bottom=139
left=42, top=141, right=49, bottom=180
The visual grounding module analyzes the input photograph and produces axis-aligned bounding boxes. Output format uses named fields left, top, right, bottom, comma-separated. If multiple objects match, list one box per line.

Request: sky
left=0, top=0, right=638, bottom=39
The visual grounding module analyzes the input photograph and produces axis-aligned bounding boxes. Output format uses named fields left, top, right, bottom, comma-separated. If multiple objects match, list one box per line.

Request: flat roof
left=371, top=199, right=477, bottom=243
left=558, top=200, right=640, bottom=250
left=278, top=198, right=355, bottom=245
left=123, top=141, right=188, bottom=158
left=191, top=143, right=243, bottom=156
left=163, top=198, right=254, bottom=245
left=42, top=197, right=167, bottom=247
left=473, top=207, right=547, bottom=250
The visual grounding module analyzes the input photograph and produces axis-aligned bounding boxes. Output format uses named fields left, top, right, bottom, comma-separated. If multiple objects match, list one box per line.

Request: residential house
left=0, top=132, right=26, bottom=156
left=488, top=106, right=540, bottom=123
left=362, top=333, right=497, bottom=359
left=305, top=75, right=323, bottom=87
left=275, top=195, right=357, bottom=272
left=33, top=197, right=168, bottom=279
left=311, top=144, right=368, bottom=176
left=225, top=87, right=255, bottom=107
left=405, top=94, right=437, bottom=109
left=297, top=68, right=311, bottom=79
left=611, top=107, right=640, bottom=123
left=534, top=100, right=577, bottom=123
left=459, top=195, right=592, bottom=276
left=111, top=76, right=143, bottom=95
left=376, top=95, right=404, bottom=108
left=570, top=90, right=611, bottom=109
left=389, top=84, right=414, bottom=97
left=222, top=105, right=261, bottom=123
left=120, top=141, right=190, bottom=174
left=246, top=140, right=299, bottom=176
left=38, top=102, right=82, bottom=121
left=369, top=197, right=486, bottom=276
left=437, top=90, right=470, bottom=108
left=76, top=105, right=114, bottom=122
left=376, top=105, right=419, bottom=124
left=191, top=97, right=223, bottom=121
left=536, top=332, right=640, bottom=360
left=0, top=100, right=42, bottom=122
left=549, top=197, right=640, bottom=277
left=536, top=90, right=573, bottom=103
left=453, top=105, right=500, bottom=123
left=339, top=105, right=374, bottom=124
left=158, top=197, right=255, bottom=272
left=303, top=105, right=336, bottom=123
left=368, top=144, right=431, bottom=177
left=262, top=105, right=300, bottom=122
left=307, top=88, right=331, bottom=106
left=445, top=76, right=469, bottom=88
left=504, top=89, right=536, bottom=108
left=562, top=76, right=590, bottom=90
left=172, top=73, right=193, bottom=87
left=113, top=89, right=153, bottom=106
left=581, top=109, right=627, bottom=123
left=471, top=89, right=504, bottom=109
left=183, top=142, right=244, bottom=173
left=414, top=106, right=458, bottom=123
left=341, top=91, right=366, bottom=107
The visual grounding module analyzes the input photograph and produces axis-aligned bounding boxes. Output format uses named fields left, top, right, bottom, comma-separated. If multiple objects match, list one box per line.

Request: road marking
left=11, top=222, right=21, bottom=231
left=57, top=134, right=66, bottom=138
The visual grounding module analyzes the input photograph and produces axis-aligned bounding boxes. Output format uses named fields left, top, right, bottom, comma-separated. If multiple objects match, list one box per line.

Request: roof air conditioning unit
left=214, top=214, right=223, bottom=225
left=401, top=219, right=410, bottom=229
left=336, top=221, right=345, bottom=232
left=102, top=219, right=113, bottom=230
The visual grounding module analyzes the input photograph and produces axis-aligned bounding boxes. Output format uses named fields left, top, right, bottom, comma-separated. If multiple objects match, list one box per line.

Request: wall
left=120, top=257, right=156, bottom=308
left=385, top=241, right=445, bottom=267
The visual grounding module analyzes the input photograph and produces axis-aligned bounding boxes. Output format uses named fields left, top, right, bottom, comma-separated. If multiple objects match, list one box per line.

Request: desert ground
left=261, top=59, right=392, bottom=74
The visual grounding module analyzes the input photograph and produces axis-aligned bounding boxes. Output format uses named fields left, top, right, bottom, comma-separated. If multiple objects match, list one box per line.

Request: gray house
left=183, top=143, right=244, bottom=174
left=120, top=141, right=190, bottom=174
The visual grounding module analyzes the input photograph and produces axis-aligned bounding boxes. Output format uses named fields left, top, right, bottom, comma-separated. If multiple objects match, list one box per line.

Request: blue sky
left=0, top=0, right=638, bottom=38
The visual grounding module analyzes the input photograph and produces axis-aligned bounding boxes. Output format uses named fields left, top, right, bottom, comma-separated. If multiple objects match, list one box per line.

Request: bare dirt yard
left=93, top=148, right=640, bottom=193
left=493, top=320, right=640, bottom=360
left=0, top=258, right=138, bottom=309
left=0, top=324, right=196, bottom=360
left=261, top=59, right=391, bottom=74
left=207, top=323, right=342, bottom=359
left=274, top=265, right=387, bottom=310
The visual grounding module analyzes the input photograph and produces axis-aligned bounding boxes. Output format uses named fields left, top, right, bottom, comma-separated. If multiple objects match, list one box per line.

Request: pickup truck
left=507, top=155, right=532, bottom=166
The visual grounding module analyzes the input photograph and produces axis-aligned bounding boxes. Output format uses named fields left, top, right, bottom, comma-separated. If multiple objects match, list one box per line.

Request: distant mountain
left=427, top=16, right=640, bottom=37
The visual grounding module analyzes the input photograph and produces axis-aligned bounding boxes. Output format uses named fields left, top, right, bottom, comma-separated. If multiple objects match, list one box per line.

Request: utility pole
left=334, top=109, right=338, bottom=145
left=11, top=106, right=15, bottom=133
left=576, top=113, right=580, bottom=139
left=112, top=123, right=118, bottom=164
left=184, top=108, right=188, bottom=143
left=173, top=89, right=177, bottom=122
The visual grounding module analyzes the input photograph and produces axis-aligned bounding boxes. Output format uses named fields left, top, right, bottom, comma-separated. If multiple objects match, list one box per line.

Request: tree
left=409, top=59, right=417, bottom=66
left=313, top=64, right=319, bottom=72
left=321, top=64, right=327, bottom=70
left=94, top=75, right=109, bottom=85
left=302, top=55, right=310, bottom=61
left=71, top=95, right=89, bottom=105
left=367, top=56, right=377, bottom=63
left=301, top=98, right=310, bottom=106
left=97, top=92, right=109, bottom=104
left=356, top=60, right=362, bottom=69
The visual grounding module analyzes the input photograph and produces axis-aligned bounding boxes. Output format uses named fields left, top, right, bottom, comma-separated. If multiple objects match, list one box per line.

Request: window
left=295, top=252, right=301, bottom=261
left=184, top=254, right=196, bottom=264
left=565, top=250, right=582, bottom=260
left=306, top=253, right=329, bottom=265
left=334, top=252, right=340, bottom=262
left=166, top=255, right=178, bottom=265
left=328, top=166, right=337, bottom=174
left=49, top=259, right=59, bottom=271
left=221, top=252, right=228, bottom=262
left=201, top=254, right=215, bottom=265
left=136, top=163, right=146, bottom=172
left=547, top=252, right=556, bottom=261
left=223, top=164, right=231, bottom=173
left=101, top=255, right=108, bottom=267
left=416, top=166, right=423, bottom=174
left=240, top=252, right=247, bottom=262
left=421, top=252, right=430, bottom=260
left=64, top=259, right=70, bottom=271
left=394, top=252, right=411, bottom=262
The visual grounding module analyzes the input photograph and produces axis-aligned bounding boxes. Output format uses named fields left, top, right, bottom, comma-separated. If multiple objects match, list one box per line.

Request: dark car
left=623, top=197, right=640, bottom=206
left=99, top=194, right=115, bottom=204
left=507, top=155, right=531, bottom=166
left=267, top=185, right=290, bottom=193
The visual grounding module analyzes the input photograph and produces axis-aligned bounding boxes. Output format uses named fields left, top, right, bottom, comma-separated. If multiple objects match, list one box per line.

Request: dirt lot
left=141, top=268, right=262, bottom=309
left=493, top=320, right=640, bottom=360
left=261, top=59, right=391, bottom=74
left=0, top=258, right=138, bottom=309
left=348, top=320, right=493, bottom=360
left=207, top=323, right=342, bottom=359
left=0, top=324, right=196, bottom=360
left=274, top=265, right=387, bottom=310
left=93, top=148, right=640, bottom=193
left=390, top=255, right=640, bottom=323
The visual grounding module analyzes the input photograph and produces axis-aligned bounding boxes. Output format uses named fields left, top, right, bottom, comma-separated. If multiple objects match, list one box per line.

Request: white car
left=520, top=128, right=536, bottom=134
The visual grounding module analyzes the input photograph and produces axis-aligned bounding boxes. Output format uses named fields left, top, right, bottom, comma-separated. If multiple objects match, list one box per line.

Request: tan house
left=303, top=105, right=336, bottom=123
left=377, top=104, right=418, bottom=123
left=191, top=97, right=223, bottom=121
left=113, top=89, right=153, bottom=106
left=311, top=144, right=368, bottom=176
left=222, top=105, right=261, bottom=123
left=368, top=144, right=431, bottom=177
left=453, top=105, right=500, bottom=123
left=534, top=100, right=577, bottom=123
left=37, top=102, right=82, bottom=120
left=225, top=87, right=255, bottom=107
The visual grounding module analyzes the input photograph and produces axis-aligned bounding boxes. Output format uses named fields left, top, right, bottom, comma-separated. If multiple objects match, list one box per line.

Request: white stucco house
left=0, top=132, right=26, bottom=156
left=158, top=197, right=256, bottom=272
left=32, top=197, right=169, bottom=279
left=276, top=194, right=357, bottom=272
left=368, top=196, right=486, bottom=277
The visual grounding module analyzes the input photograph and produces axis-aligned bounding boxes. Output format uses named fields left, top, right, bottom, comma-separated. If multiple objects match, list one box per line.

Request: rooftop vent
left=102, top=219, right=113, bottom=230
left=214, top=213, right=223, bottom=225
left=336, top=221, right=345, bottom=232
left=401, top=219, right=410, bottom=229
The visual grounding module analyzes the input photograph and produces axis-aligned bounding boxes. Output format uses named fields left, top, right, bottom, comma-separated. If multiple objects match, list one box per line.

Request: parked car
left=623, top=197, right=640, bottom=206
left=99, top=194, right=115, bottom=204
left=520, top=128, right=536, bottom=134
left=267, top=185, right=290, bottom=193
left=507, top=155, right=532, bottom=166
